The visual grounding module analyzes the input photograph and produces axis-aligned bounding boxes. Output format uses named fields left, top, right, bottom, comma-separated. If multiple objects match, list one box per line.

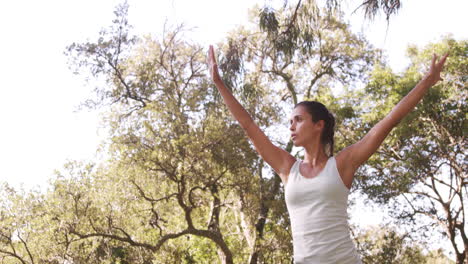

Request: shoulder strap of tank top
left=330, top=156, right=339, bottom=173
left=328, top=156, right=338, bottom=175
left=330, top=156, right=349, bottom=190
left=288, top=159, right=301, bottom=179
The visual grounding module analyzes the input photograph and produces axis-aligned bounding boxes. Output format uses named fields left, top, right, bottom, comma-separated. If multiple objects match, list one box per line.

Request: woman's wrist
left=421, top=73, right=439, bottom=87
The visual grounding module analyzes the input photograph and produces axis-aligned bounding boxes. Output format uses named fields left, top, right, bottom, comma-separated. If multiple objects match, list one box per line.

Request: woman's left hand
left=425, top=53, right=449, bottom=85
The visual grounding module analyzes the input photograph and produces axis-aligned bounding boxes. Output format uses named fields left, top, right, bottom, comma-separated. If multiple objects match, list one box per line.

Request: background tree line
left=0, top=1, right=465, bottom=263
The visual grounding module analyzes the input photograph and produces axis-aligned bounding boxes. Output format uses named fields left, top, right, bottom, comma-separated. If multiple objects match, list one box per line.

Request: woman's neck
left=303, top=144, right=328, bottom=167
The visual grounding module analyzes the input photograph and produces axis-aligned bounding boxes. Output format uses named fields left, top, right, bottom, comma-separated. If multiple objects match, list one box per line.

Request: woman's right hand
left=208, top=45, right=222, bottom=83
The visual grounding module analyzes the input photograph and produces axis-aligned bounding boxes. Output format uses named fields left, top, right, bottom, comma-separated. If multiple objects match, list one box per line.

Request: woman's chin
left=292, top=139, right=301, bottom=147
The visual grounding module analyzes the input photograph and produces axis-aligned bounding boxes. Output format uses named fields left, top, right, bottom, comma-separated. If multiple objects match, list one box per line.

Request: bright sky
left=0, top=0, right=466, bottom=259
left=0, top=0, right=466, bottom=191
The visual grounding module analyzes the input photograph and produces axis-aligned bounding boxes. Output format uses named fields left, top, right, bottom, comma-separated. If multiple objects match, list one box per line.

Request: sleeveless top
left=284, top=157, right=361, bottom=264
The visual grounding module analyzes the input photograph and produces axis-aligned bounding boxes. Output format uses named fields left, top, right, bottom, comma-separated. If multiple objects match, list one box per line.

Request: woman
left=207, top=45, right=447, bottom=263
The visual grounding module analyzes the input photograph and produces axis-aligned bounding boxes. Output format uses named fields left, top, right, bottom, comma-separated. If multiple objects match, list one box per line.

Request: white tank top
left=284, top=157, right=361, bottom=264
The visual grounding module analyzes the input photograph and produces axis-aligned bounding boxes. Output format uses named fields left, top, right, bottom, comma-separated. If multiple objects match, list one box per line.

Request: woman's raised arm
left=208, top=45, right=295, bottom=182
left=336, top=53, right=449, bottom=187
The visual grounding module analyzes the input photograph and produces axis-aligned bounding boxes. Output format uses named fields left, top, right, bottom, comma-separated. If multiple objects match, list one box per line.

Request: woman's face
left=289, top=106, right=323, bottom=147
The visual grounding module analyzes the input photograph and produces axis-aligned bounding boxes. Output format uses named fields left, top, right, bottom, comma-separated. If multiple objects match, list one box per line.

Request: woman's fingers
left=434, top=53, right=449, bottom=69
left=208, top=45, right=213, bottom=60
left=426, top=53, right=449, bottom=84
left=437, top=53, right=449, bottom=82
left=431, top=53, right=437, bottom=68
left=438, top=53, right=449, bottom=68
left=208, top=45, right=221, bottom=82
left=208, top=45, right=217, bottom=65
left=430, top=53, right=449, bottom=74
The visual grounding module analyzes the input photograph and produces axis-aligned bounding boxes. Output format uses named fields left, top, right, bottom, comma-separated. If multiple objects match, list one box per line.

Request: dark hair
left=295, top=101, right=335, bottom=156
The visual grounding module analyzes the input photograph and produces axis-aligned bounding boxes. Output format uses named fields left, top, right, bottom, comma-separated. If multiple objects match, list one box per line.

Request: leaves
left=347, top=37, right=467, bottom=263
left=0, top=1, right=463, bottom=263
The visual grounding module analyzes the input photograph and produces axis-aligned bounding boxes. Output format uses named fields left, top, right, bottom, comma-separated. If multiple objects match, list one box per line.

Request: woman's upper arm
left=336, top=116, right=396, bottom=186
left=244, top=122, right=296, bottom=181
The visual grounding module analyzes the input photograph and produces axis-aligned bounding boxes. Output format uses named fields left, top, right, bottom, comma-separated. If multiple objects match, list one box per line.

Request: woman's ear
left=316, top=120, right=325, bottom=130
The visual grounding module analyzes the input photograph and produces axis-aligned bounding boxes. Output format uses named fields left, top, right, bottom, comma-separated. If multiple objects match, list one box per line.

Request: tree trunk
left=460, top=250, right=467, bottom=264
left=208, top=184, right=234, bottom=264
left=237, top=193, right=257, bottom=263
left=217, top=247, right=234, bottom=264
left=249, top=141, right=294, bottom=264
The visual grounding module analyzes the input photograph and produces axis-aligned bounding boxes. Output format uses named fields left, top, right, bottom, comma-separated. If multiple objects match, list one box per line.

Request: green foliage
left=60, top=1, right=378, bottom=262
left=345, top=37, right=467, bottom=263
left=354, top=225, right=454, bottom=263
left=259, top=7, right=279, bottom=35
left=261, top=0, right=403, bottom=22
left=0, top=1, right=464, bottom=263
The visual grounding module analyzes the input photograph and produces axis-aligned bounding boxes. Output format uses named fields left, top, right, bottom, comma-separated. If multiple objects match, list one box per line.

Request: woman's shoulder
left=334, top=152, right=354, bottom=190
left=281, top=157, right=299, bottom=186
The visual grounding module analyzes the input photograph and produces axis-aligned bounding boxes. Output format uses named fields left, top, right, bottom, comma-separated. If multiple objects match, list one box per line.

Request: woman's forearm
left=213, top=79, right=254, bottom=130
left=387, top=75, right=436, bottom=126
left=385, top=53, right=448, bottom=128
left=340, top=54, right=447, bottom=170
left=208, top=45, right=255, bottom=130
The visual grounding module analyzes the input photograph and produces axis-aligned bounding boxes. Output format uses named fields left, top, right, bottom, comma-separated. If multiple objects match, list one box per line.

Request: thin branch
left=70, top=229, right=157, bottom=251
left=282, top=0, right=302, bottom=35
left=17, top=233, right=34, bottom=264
left=131, top=180, right=178, bottom=203
left=0, top=249, right=27, bottom=264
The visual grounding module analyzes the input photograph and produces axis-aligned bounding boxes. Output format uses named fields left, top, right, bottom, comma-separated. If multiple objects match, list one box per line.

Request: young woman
left=207, top=45, right=447, bottom=263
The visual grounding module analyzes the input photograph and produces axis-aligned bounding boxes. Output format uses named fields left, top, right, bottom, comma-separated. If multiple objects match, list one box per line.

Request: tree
left=345, top=37, right=467, bottom=263
left=61, top=1, right=379, bottom=263
left=259, top=0, right=402, bottom=26
left=48, top=161, right=156, bottom=263
left=212, top=0, right=378, bottom=262
left=6, top=1, right=457, bottom=263
left=63, top=2, right=274, bottom=263
left=353, top=225, right=455, bottom=263
left=0, top=184, right=43, bottom=264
